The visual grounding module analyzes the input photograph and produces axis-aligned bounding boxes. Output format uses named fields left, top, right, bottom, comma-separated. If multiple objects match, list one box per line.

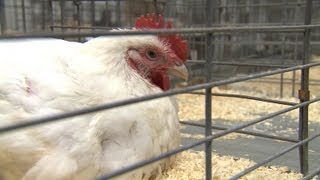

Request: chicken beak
left=168, top=64, right=189, bottom=81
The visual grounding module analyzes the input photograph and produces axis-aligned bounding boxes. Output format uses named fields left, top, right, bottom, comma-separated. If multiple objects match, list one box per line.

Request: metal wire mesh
left=0, top=0, right=320, bottom=179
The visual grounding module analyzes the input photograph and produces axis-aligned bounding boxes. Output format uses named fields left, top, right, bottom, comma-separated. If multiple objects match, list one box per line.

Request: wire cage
left=0, top=0, right=320, bottom=179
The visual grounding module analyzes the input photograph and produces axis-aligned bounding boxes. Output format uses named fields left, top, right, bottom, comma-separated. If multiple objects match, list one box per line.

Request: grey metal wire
left=302, top=167, right=320, bottom=180
left=299, top=0, right=313, bottom=174
left=187, top=92, right=297, bottom=106
left=97, top=97, right=320, bottom=179
left=186, top=59, right=299, bottom=67
left=1, top=24, right=320, bottom=39
left=180, top=121, right=299, bottom=143
left=204, top=1, right=214, bottom=179
left=1, top=62, right=319, bottom=135
left=230, top=133, right=320, bottom=180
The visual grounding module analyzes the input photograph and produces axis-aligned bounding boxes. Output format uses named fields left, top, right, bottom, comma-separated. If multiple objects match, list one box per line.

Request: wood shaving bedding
left=176, top=89, right=296, bottom=122
left=181, top=132, right=255, bottom=140
left=163, top=150, right=302, bottom=180
left=166, top=64, right=319, bottom=179
left=176, top=87, right=319, bottom=124
left=176, top=59, right=320, bottom=124
left=224, top=60, right=320, bottom=98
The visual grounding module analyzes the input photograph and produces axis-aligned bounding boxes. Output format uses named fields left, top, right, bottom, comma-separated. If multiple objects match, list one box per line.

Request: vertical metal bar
left=105, top=0, right=108, bottom=26
left=280, top=59, right=284, bottom=97
left=213, top=0, right=222, bottom=66
left=48, top=0, right=54, bottom=32
left=13, top=1, right=19, bottom=29
left=30, top=0, right=35, bottom=30
left=292, top=32, right=299, bottom=97
left=127, top=0, right=132, bottom=27
left=90, top=0, right=95, bottom=26
left=299, top=0, right=312, bottom=175
left=153, top=0, right=158, bottom=15
left=231, top=1, right=239, bottom=61
left=0, top=0, right=5, bottom=34
left=41, top=0, right=46, bottom=30
left=280, top=0, right=288, bottom=98
left=218, top=0, right=225, bottom=61
left=116, top=0, right=121, bottom=26
left=74, top=0, right=81, bottom=42
left=292, top=70, right=296, bottom=97
left=205, top=0, right=214, bottom=179
left=21, top=0, right=26, bottom=32
left=292, top=0, right=301, bottom=97
left=60, top=0, right=65, bottom=33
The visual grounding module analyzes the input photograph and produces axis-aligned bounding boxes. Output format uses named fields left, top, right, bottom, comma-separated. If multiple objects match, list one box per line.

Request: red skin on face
left=127, top=46, right=180, bottom=91
left=131, top=14, right=188, bottom=91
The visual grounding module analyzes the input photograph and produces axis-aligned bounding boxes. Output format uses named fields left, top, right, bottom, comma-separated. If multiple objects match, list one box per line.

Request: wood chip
left=176, top=87, right=320, bottom=124
left=163, top=150, right=302, bottom=180
left=164, top=62, right=319, bottom=179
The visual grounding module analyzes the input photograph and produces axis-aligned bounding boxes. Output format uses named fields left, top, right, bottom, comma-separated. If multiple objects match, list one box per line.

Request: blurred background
left=2, top=0, right=320, bottom=98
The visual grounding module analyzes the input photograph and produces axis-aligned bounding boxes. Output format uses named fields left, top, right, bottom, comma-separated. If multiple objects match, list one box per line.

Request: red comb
left=135, top=14, right=188, bottom=62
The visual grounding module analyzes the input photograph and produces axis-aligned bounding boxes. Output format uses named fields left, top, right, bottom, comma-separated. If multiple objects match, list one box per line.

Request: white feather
left=0, top=36, right=180, bottom=180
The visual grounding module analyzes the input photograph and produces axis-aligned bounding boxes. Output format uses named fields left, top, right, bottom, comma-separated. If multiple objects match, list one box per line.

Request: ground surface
left=173, top=64, right=320, bottom=179
left=180, top=116, right=320, bottom=172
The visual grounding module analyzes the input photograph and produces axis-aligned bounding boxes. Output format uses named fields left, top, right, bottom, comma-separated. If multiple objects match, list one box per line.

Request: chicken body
left=0, top=36, right=182, bottom=179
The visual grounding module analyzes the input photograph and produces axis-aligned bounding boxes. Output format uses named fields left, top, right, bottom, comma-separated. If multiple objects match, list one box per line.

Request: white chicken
left=0, top=14, right=188, bottom=180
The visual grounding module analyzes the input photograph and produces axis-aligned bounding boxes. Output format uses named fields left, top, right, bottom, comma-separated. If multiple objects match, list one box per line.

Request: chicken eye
left=146, top=50, right=158, bottom=61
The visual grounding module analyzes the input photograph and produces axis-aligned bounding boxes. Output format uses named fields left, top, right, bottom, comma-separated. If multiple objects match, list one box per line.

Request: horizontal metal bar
left=258, top=77, right=320, bottom=83
left=246, top=78, right=320, bottom=86
left=50, top=25, right=114, bottom=30
left=50, top=0, right=125, bottom=1
left=211, top=61, right=295, bottom=68
left=302, top=167, right=320, bottom=180
left=210, top=98, right=319, bottom=140
left=180, top=121, right=299, bottom=143
left=230, top=133, right=320, bottom=180
left=206, top=78, right=308, bottom=88
left=212, top=93, right=297, bottom=106
left=205, top=75, right=320, bottom=87
left=0, top=63, right=319, bottom=134
left=186, top=60, right=206, bottom=64
left=166, top=2, right=310, bottom=8
left=166, top=2, right=305, bottom=6
left=188, top=92, right=298, bottom=106
left=98, top=134, right=214, bottom=179
left=98, top=98, right=319, bottom=179
left=215, top=2, right=306, bottom=8
left=186, top=60, right=299, bottom=68
left=210, top=41, right=320, bottom=46
left=2, top=25, right=320, bottom=39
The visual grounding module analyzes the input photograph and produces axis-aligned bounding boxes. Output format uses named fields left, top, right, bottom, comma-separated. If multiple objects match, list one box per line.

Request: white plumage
left=0, top=34, right=187, bottom=180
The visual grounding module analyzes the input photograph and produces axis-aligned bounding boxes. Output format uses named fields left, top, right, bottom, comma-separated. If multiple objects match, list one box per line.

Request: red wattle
left=128, top=59, right=170, bottom=91
left=151, top=72, right=170, bottom=91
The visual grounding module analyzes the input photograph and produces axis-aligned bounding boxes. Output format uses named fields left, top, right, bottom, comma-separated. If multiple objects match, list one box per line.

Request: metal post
left=205, top=0, right=214, bottom=179
left=299, top=0, right=312, bottom=175
left=280, top=0, right=288, bottom=98
left=41, top=0, right=46, bottom=30
left=60, top=0, right=65, bottom=33
left=74, top=0, right=81, bottom=42
left=90, top=0, right=95, bottom=26
left=0, top=0, right=6, bottom=34
left=21, top=0, right=26, bottom=32
left=48, top=0, right=54, bottom=32
left=292, top=70, right=296, bottom=97
left=153, top=0, right=158, bottom=15
left=116, top=0, right=121, bottom=26
left=292, top=0, right=302, bottom=97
